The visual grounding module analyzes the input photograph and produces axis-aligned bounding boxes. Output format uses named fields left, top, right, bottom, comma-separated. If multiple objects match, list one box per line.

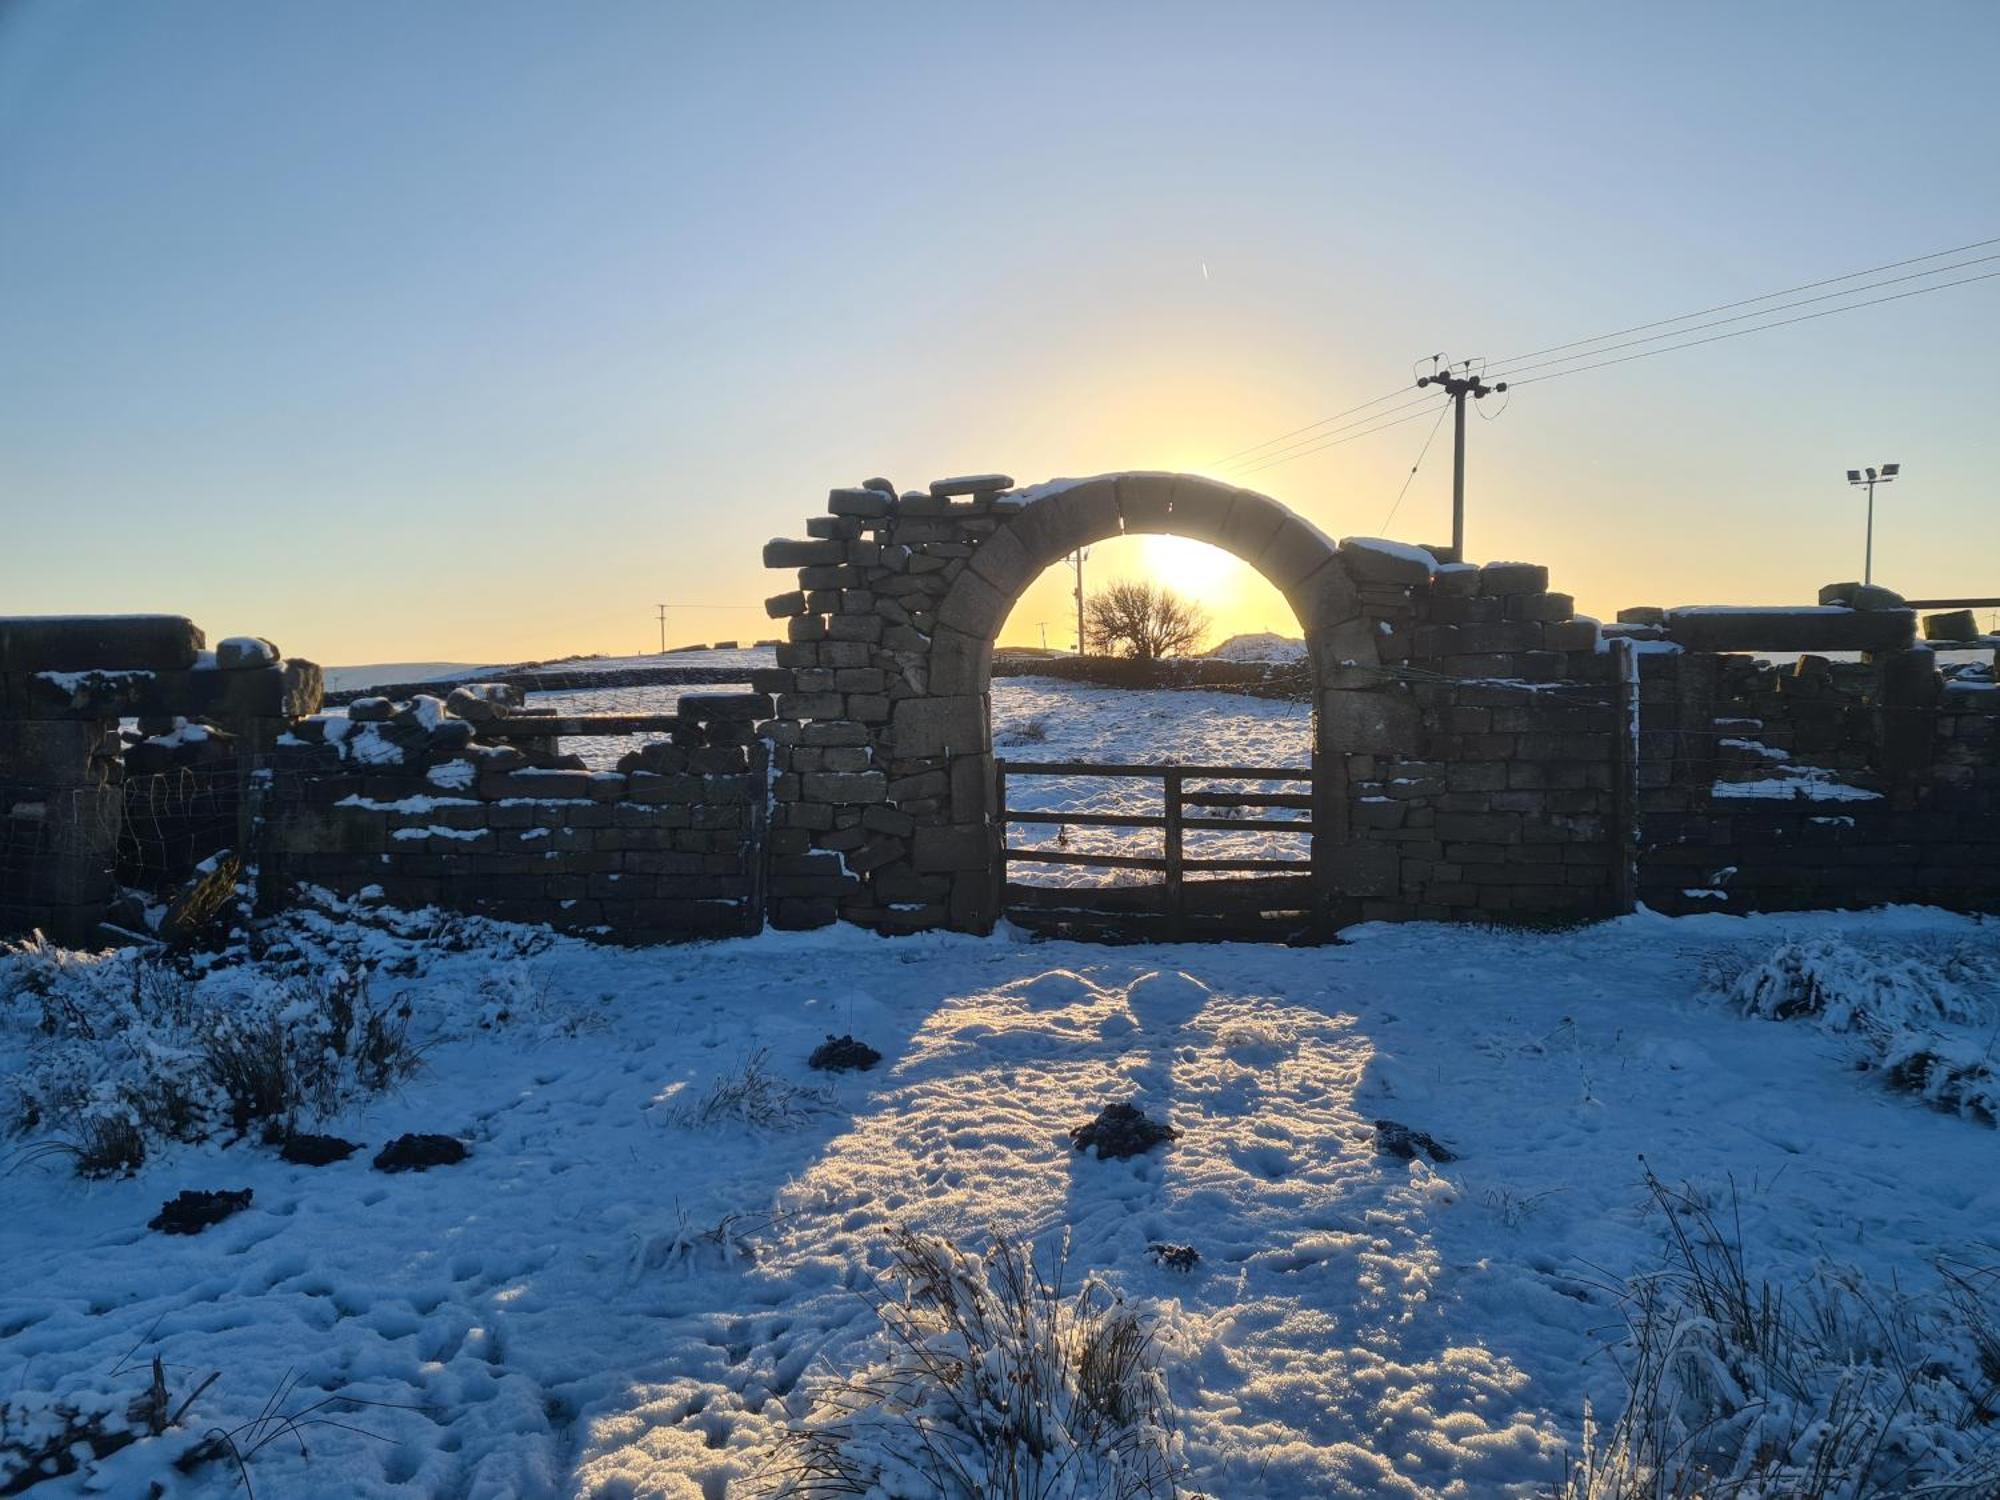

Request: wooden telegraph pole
left=1415, top=366, right=1506, bottom=559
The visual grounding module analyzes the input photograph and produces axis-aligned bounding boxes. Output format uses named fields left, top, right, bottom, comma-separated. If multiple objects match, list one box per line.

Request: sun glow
left=997, top=533, right=1303, bottom=653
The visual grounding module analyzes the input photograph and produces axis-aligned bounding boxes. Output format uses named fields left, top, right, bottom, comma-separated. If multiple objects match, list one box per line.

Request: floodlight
left=1881, top=463, right=1900, bottom=477
left=1846, top=469, right=1862, bottom=482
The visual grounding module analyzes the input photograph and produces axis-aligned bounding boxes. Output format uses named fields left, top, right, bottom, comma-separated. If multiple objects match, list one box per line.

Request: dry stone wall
left=1635, top=646, right=2000, bottom=913
left=262, top=694, right=768, bottom=941
left=759, top=472, right=1628, bottom=933
left=6, top=477, right=1993, bottom=951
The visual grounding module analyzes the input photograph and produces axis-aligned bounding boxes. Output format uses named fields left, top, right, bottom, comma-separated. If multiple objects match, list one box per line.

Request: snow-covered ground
left=994, top=679, right=1311, bottom=885
left=4, top=902, right=1997, bottom=1498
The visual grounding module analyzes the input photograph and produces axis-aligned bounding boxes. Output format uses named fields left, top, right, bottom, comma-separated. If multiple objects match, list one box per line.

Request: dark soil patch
left=808, top=1034, right=882, bottom=1073
left=1148, top=1241, right=1200, bottom=1271
left=279, top=1132, right=362, bottom=1166
left=1374, top=1118, right=1456, bottom=1164
left=372, top=1133, right=468, bottom=1173
left=1069, top=1102, right=1179, bottom=1160
left=148, top=1188, right=253, bottom=1236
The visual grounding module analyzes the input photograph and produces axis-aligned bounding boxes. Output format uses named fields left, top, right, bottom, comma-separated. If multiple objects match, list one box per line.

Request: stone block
left=826, top=615, right=883, bottom=644
left=1254, top=512, right=1341, bottom=593
left=777, top=691, right=844, bottom=719
left=0, top=614, right=204, bottom=672
left=216, top=636, right=278, bottom=669
left=763, top=538, right=846, bottom=569
left=801, top=770, right=888, bottom=803
left=892, top=695, right=986, bottom=758
left=935, top=568, right=1008, bottom=638
left=948, top=871, right=1000, bottom=933
left=1542, top=620, right=1600, bottom=652
left=445, top=682, right=524, bottom=722
left=912, top=822, right=991, bottom=872
left=997, top=478, right=1120, bottom=566
left=1286, top=556, right=1360, bottom=635
left=1113, top=471, right=1177, bottom=531
left=1325, top=837, right=1400, bottom=896
left=964, top=523, right=1035, bottom=598
left=930, top=625, right=995, bottom=697
left=1338, top=537, right=1437, bottom=586
left=929, top=473, right=1014, bottom=498
left=1432, top=563, right=1480, bottom=597
left=1505, top=592, right=1574, bottom=623
left=1662, top=607, right=1915, bottom=653
left=1321, top=687, right=1423, bottom=755
left=764, top=590, right=807, bottom=618
left=828, top=486, right=892, bottom=518
left=1616, top=606, right=1665, bottom=625
left=950, top=752, right=996, bottom=820
left=1924, top=609, right=1979, bottom=643
left=1478, top=562, right=1549, bottom=596
left=1214, top=492, right=1289, bottom=564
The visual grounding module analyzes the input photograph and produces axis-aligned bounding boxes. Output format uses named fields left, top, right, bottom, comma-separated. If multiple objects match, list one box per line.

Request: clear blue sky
left=2, top=0, right=1995, bottom=664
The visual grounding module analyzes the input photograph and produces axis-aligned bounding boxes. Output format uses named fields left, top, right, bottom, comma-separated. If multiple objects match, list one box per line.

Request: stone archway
left=760, top=471, right=1447, bottom=935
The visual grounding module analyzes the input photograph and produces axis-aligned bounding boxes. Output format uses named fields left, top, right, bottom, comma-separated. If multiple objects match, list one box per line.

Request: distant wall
left=260, top=697, right=768, bottom=942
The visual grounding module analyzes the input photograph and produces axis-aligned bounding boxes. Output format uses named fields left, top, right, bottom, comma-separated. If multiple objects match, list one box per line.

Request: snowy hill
left=1203, top=631, right=1308, bottom=664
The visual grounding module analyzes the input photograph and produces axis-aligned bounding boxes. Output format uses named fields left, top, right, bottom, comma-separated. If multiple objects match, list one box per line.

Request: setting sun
left=999, top=532, right=1302, bottom=652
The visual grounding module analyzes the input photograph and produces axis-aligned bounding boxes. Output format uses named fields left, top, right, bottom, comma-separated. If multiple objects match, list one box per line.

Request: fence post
left=1163, top=767, right=1184, bottom=939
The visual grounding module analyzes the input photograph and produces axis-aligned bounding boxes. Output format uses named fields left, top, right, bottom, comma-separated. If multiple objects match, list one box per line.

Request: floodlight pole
left=1845, top=465, right=1900, bottom=586
left=1416, top=367, right=1505, bottom=559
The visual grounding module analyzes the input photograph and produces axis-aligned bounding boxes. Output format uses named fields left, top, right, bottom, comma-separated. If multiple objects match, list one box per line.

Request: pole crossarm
left=1415, top=368, right=1507, bottom=559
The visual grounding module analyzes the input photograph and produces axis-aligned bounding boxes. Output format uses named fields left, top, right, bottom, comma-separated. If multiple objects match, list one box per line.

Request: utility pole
left=1415, top=363, right=1506, bottom=560
left=1072, top=549, right=1090, bottom=655
left=656, top=603, right=669, bottom=654
left=1844, top=464, right=1901, bottom=585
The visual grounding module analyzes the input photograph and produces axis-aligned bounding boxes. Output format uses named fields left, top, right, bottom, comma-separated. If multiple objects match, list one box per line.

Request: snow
left=5, top=902, right=1997, bottom=1497
left=143, top=718, right=211, bottom=748
left=1338, top=536, right=1439, bottom=572
left=1711, top=768, right=1883, bottom=801
left=1668, top=605, right=1860, bottom=616
left=336, top=793, right=479, bottom=815
left=34, top=668, right=152, bottom=692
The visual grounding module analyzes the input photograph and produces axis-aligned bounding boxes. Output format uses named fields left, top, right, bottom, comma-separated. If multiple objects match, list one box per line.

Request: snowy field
left=4, top=902, right=1999, bottom=1498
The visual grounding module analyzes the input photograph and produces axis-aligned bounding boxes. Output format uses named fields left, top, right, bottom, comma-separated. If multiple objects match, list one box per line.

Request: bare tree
left=1084, top=581, right=1210, bottom=661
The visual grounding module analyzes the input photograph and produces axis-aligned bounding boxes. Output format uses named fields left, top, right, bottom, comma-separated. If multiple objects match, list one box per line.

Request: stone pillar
left=0, top=615, right=207, bottom=944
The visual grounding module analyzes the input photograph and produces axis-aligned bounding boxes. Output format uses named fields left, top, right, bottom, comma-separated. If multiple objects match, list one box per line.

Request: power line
left=1204, top=385, right=1414, bottom=470
left=1489, top=251, right=2000, bottom=382
left=1378, top=401, right=1453, bottom=534
left=1502, top=267, right=2000, bottom=388
left=1233, top=397, right=1449, bottom=477
left=1488, top=233, right=2000, bottom=368
left=1219, top=389, right=1443, bottom=475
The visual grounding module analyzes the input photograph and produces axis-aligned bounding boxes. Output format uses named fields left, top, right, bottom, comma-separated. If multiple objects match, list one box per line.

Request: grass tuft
left=759, top=1227, right=1184, bottom=1499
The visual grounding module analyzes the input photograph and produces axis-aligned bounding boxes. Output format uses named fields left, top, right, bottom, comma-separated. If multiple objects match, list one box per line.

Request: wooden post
left=1163, top=767, right=1185, bottom=939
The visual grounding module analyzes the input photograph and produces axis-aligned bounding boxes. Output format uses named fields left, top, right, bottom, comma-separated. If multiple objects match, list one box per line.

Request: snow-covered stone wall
left=758, top=472, right=1628, bottom=934
left=1636, top=647, right=2000, bottom=913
